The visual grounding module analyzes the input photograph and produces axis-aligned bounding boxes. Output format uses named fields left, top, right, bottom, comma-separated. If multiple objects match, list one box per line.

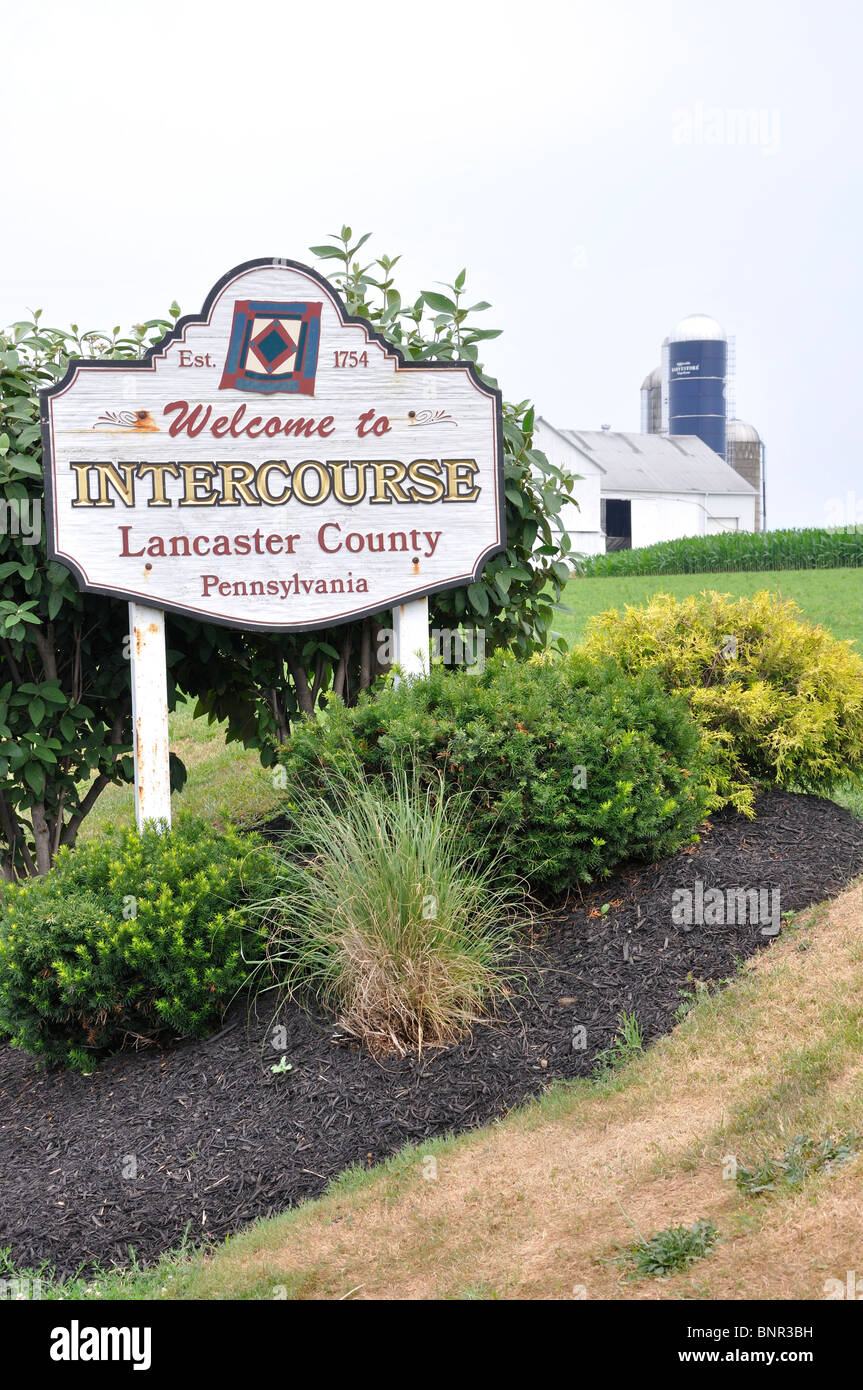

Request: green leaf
left=39, top=684, right=67, bottom=705
left=422, top=291, right=457, bottom=315
left=24, top=762, right=45, bottom=797
left=467, top=583, right=489, bottom=616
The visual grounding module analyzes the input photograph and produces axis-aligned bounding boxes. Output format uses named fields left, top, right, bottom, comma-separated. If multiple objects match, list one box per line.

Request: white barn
left=534, top=418, right=756, bottom=558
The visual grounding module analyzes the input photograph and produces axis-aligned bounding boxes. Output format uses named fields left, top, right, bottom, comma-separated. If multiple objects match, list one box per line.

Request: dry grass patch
left=153, top=878, right=863, bottom=1301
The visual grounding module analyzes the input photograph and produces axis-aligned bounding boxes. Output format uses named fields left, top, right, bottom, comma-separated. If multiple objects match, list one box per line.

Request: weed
left=624, top=1219, right=719, bottom=1279
left=736, top=1132, right=861, bottom=1196
left=593, top=1011, right=644, bottom=1077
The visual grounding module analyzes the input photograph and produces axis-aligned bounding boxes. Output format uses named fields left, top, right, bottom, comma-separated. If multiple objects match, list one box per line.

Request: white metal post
left=129, top=603, right=172, bottom=831
left=392, top=597, right=430, bottom=684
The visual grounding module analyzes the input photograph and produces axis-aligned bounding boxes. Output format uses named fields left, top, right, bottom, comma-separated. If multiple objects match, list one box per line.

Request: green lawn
left=79, top=700, right=281, bottom=843
left=554, top=567, right=863, bottom=650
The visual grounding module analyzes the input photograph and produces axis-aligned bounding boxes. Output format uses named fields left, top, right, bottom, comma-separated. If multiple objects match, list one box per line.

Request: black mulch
left=1, top=790, right=862, bottom=1278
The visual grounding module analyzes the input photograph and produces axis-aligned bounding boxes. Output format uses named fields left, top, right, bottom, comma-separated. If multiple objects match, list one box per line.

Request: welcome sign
left=40, top=259, right=505, bottom=631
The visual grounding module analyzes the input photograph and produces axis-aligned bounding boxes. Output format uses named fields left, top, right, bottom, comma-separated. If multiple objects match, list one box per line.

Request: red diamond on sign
left=249, top=320, right=298, bottom=374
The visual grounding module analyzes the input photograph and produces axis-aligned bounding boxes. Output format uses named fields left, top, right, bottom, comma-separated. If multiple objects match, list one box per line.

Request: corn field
left=577, top=528, right=863, bottom=578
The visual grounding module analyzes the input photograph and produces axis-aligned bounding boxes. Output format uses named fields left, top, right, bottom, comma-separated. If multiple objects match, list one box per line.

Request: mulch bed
left=1, top=790, right=862, bottom=1278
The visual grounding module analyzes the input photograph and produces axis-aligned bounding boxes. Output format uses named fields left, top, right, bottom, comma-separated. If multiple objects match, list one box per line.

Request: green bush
left=0, top=818, right=273, bottom=1070
left=582, top=589, right=863, bottom=814
left=578, top=527, right=863, bottom=577
left=253, top=770, right=521, bottom=1055
left=279, top=653, right=708, bottom=893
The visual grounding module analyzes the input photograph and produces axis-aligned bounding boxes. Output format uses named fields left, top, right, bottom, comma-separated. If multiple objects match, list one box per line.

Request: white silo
left=726, top=419, right=765, bottom=531
left=640, top=366, right=662, bottom=433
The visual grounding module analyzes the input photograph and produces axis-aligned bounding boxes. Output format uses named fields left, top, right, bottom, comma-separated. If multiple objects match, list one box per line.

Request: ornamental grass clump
left=581, top=589, right=863, bottom=815
left=255, top=772, right=522, bottom=1056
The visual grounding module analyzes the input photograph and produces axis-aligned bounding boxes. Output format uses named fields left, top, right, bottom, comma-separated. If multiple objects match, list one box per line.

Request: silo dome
left=641, top=365, right=662, bottom=391
left=670, top=313, right=726, bottom=342
left=726, top=418, right=761, bottom=443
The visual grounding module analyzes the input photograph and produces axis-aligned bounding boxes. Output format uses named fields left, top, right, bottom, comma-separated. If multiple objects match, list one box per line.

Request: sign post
left=392, top=596, right=430, bottom=683
left=40, top=258, right=504, bottom=828
left=128, top=603, right=172, bottom=829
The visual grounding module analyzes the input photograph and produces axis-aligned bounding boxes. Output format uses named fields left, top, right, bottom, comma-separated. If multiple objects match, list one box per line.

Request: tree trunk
left=284, top=649, right=315, bottom=717
left=332, top=630, right=353, bottom=700
left=30, top=803, right=53, bottom=876
left=61, top=773, right=112, bottom=850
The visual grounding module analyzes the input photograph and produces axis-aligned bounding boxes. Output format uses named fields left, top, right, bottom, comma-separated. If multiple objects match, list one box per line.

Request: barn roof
left=544, top=425, right=756, bottom=496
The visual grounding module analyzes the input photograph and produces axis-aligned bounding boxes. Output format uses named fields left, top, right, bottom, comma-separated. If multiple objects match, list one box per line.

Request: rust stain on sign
left=133, top=619, right=161, bottom=659
left=134, top=715, right=147, bottom=805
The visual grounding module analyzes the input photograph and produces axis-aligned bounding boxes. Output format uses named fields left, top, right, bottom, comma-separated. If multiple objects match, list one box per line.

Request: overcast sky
left=4, top=0, right=860, bottom=529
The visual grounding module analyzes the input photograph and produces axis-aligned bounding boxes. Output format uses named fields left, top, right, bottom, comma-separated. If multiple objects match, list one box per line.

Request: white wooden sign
left=41, top=259, right=504, bottom=630
left=40, top=259, right=505, bottom=829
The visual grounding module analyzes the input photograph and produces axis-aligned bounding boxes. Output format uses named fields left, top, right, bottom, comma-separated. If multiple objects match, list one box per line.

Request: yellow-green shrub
left=581, top=590, right=863, bottom=814
left=0, top=819, right=274, bottom=1070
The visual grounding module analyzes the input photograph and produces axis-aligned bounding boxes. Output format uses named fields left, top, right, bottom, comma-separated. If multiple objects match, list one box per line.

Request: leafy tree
left=0, top=312, right=185, bottom=880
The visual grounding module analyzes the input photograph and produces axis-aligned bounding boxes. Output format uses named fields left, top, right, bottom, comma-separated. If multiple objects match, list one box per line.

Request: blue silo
left=664, top=314, right=727, bottom=459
